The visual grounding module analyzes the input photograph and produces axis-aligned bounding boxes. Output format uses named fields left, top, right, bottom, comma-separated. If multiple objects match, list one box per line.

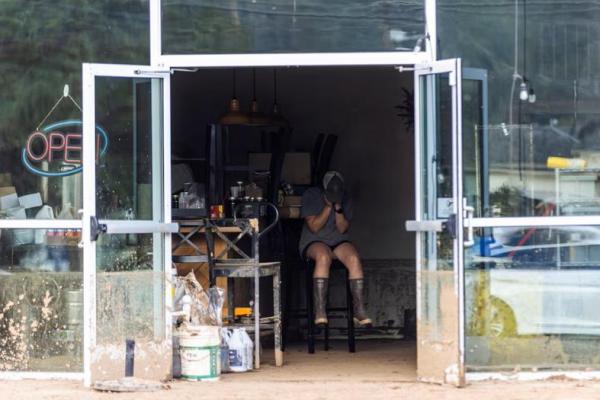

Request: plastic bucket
left=179, top=327, right=221, bottom=381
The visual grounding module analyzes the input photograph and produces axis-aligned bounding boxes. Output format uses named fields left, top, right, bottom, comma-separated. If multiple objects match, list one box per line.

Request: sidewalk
left=1, top=341, right=597, bottom=400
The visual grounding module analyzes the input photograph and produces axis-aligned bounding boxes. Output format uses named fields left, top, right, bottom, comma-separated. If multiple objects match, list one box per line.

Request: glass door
left=81, top=64, right=177, bottom=386
left=406, top=58, right=466, bottom=386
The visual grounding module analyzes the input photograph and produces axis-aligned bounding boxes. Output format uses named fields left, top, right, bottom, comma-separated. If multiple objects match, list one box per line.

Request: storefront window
left=0, top=229, right=82, bottom=372
left=440, top=0, right=600, bottom=218
left=439, top=0, right=600, bottom=372
left=0, top=1, right=149, bottom=220
left=0, top=1, right=149, bottom=373
left=466, top=225, right=600, bottom=371
left=161, top=0, right=425, bottom=54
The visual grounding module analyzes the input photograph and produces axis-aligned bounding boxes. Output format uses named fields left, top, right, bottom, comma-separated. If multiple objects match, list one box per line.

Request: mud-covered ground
left=2, top=341, right=599, bottom=400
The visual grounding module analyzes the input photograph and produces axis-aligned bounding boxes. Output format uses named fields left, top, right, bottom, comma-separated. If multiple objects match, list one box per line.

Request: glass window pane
left=417, top=71, right=458, bottom=382
left=0, top=1, right=149, bottom=220
left=466, top=225, right=600, bottom=371
left=420, top=73, right=453, bottom=220
left=95, top=78, right=164, bottom=220
left=440, top=1, right=600, bottom=218
left=93, top=233, right=168, bottom=381
left=162, top=0, right=425, bottom=54
left=0, top=229, right=82, bottom=372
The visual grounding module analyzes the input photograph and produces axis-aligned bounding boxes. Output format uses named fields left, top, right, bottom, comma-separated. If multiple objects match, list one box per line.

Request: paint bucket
left=179, top=326, right=221, bottom=381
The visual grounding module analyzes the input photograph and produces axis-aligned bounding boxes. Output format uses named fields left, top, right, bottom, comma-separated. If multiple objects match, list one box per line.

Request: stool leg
left=306, top=265, right=315, bottom=354
left=274, top=268, right=283, bottom=366
left=346, top=277, right=356, bottom=353
left=254, top=267, right=261, bottom=369
left=324, top=322, right=330, bottom=351
left=227, top=277, right=235, bottom=325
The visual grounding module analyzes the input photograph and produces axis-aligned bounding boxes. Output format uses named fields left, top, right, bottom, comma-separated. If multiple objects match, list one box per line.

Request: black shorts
left=302, top=240, right=350, bottom=261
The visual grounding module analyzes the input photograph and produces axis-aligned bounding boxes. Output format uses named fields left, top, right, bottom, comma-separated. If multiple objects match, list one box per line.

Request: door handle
left=405, top=220, right=444, bottom=232
left=463, top=204, right=474, bottom=247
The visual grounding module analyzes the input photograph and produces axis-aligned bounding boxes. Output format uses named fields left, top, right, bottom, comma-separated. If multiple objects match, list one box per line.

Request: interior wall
left=171, top=66, right=415, bottom=260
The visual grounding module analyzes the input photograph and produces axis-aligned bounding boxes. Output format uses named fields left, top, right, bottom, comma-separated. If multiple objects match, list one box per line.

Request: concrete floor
left=2, top=340, right=600, bottom=399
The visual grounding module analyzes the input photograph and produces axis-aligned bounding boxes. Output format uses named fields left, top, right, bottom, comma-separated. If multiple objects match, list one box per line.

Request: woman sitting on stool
left=299, top=170, right=372, bottom=327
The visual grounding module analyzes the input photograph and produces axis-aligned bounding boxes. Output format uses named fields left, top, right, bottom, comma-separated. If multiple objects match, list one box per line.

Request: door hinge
left=90, top=216, right=107, bottom=242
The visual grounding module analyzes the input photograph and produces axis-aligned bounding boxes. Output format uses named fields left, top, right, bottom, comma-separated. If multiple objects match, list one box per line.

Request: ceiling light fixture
left=247, top=68, right=271, bottom=126
left=218, top=69, right=249, bottom=125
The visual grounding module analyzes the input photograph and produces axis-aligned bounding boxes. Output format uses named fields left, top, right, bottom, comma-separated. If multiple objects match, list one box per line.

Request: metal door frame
left=81, top=63, right=174, bottom=387
left=413, top=58, right=465, bottom=386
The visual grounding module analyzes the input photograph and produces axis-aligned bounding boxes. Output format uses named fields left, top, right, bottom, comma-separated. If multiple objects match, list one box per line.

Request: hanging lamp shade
left=219, top=70, right=249, bottom=125
left=247, top=69, right=272, bottom=126
left=270, top=69, right=288, bottom=126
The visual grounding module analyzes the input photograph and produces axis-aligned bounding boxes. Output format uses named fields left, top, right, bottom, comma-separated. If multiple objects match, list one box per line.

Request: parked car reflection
left=466, top=225, right=600, bottom=337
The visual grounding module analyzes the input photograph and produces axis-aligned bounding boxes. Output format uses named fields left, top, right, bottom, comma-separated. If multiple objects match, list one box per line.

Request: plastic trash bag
left=175, top=272, right=225, bottom=326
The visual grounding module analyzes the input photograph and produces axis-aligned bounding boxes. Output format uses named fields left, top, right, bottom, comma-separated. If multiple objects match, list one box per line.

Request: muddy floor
left=2, top=340, right=599, bottom=400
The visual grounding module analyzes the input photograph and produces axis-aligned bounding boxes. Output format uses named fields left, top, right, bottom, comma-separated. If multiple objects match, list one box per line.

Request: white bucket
left=179, top=326, right=221, bottom=381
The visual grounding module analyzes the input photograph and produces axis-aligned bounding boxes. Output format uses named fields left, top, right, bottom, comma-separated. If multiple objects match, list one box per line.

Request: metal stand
left=212, top=261, right=283, bottom=368
left=205, top=203, right=283, bottom=368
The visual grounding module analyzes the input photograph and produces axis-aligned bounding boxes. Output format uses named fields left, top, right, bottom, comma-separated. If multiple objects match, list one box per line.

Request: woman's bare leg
left=306, top=242, right=333, bottom=278
left=333, top=242, right=364, bottom=279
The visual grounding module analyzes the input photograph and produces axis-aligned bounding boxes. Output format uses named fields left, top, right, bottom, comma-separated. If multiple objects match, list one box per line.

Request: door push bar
left=405, top=211, right=475, bottom=248
left=405, top=218, right=456, bottom=236
left=90, top=216, right=179, bottom=241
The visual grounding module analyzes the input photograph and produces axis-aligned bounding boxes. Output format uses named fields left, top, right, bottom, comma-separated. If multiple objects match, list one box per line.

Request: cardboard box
left=19, top=193, right=43, bottom=209
left=248, top=152, right=312, bottom=185
left=283, top=195, right=302, bottom=207
left=0, top=186, right=16, bottom=197
left=0, top=192, right=18, bottom=210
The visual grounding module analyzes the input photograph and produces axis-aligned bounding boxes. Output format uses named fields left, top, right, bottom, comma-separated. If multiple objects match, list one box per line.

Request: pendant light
left=270, top=69, right=288, bottom=126
left=219, top=70, right=249, bottom=125
left=247, top=68, right=272, bottom=126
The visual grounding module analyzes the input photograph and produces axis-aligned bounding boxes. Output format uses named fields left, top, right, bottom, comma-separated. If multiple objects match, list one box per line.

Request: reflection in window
left=466, top=226, right=600, bottom=371
left=162, top=0, right=425, bottom=54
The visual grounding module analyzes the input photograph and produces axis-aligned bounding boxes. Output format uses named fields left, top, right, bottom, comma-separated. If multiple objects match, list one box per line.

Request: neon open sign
left=21, top=119, right=108, bottom=177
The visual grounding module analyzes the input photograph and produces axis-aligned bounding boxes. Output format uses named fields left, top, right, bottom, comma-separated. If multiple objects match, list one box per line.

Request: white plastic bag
left=228, top=328, right=248, bottom=372
left=220, top=328, right=232, bottom=373
left=240, top=329, right=254, bottom=370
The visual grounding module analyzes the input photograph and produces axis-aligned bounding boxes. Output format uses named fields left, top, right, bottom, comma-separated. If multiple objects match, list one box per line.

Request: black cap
left=323, top=171, right=344, bottom=204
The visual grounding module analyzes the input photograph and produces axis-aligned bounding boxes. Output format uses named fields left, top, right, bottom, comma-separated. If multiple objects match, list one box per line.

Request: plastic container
left=179, top=326, right=221, bottom=381
left=241, top=329, right=254, bottom=370
left=220, top=328, right=232, bottom=373
left=227, top=328, right=248, bottom=372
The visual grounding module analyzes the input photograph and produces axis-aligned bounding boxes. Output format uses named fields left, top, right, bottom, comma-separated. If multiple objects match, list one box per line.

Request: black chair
left=314, top=134, right=338, bottom=185
left=305, top=258, right=356, bottom=353
left=311, top=133, right=325, bottom=185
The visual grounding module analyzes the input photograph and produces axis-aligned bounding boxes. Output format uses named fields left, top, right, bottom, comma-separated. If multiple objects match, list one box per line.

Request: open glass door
left=406, top=59, right=467, bottom=386
left=81, top=64, right=177, bottom=386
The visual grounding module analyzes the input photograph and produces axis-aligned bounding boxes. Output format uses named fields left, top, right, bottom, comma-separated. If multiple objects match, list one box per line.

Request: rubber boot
left=349, top=278, right=372, bottom=327
left=313, top=278, right=329, bottom=326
